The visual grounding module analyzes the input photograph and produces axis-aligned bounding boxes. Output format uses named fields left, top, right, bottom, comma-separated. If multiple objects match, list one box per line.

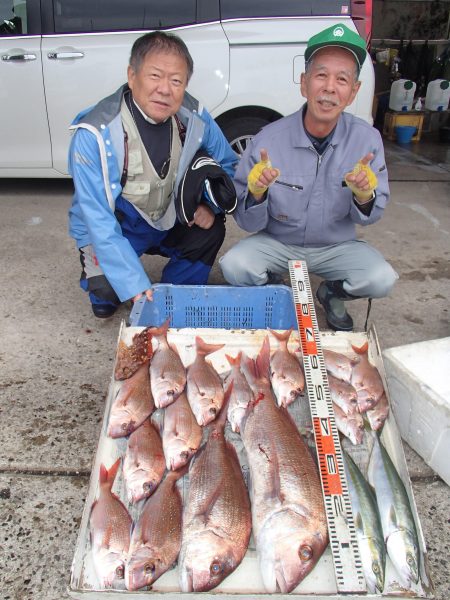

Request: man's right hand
left=247, top=149, right=280, bottom=200
left=132, top=289, right=153, bottom=303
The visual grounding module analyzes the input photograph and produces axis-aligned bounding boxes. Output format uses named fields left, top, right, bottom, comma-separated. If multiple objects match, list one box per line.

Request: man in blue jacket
left=220, top=23, right=398, bottom=332
left=69, top=31, right=237, bottom=318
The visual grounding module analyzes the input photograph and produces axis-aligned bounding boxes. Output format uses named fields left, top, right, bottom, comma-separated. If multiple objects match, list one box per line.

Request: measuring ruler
left=288, top=259, right=366, bottom=594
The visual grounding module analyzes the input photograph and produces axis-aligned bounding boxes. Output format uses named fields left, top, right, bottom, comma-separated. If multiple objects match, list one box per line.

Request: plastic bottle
left=424, top=79, right=450, bottom=111
left=389, top=79, right=416, bottom=112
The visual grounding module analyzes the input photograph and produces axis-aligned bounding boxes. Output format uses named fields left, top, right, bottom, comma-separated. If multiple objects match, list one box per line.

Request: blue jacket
left=232, top=109, right=389, bottom=247
left=68, top=84, right=237, bottom=301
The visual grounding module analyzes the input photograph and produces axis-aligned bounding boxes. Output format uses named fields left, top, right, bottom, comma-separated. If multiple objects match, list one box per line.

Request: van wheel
left=221, top=116, right=271, bottom=156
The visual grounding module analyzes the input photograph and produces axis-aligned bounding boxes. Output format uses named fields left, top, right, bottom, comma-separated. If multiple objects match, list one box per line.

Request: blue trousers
left=80, top=199, right=225, bottom=307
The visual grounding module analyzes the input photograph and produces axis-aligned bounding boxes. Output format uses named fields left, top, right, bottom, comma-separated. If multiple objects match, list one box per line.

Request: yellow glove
left=345, top=157, right=378, bottom=202
left=247, top=149, right=280, bottom=197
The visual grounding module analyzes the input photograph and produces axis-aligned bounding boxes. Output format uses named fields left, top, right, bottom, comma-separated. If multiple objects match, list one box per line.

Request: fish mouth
left=170, top=451, right=189, bottom=471
left=180, top=565, right=194, bottom=592
left=275, top=562, right=294, bottom=594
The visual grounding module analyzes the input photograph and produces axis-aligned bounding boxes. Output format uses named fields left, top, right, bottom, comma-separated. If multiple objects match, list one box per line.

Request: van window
left=220, top=1, right=351, bottom=19
left=53, top=0, right=197, bottom=34
left=0, top=0, right=28, bottom=35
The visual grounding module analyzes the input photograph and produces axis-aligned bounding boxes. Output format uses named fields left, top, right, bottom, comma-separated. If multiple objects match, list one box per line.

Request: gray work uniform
left=220, top=109, right=398, bottom=298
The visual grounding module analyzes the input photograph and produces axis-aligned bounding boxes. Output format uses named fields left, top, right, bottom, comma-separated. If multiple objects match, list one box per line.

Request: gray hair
left=305, top=52, right=360, bottom=81
left=129, top=31, right=194, bottom=82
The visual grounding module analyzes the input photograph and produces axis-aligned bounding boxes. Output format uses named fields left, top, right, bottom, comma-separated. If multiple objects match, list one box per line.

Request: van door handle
left=2, top=53, right=37, bottom=61
left=47, top=51, right=85, bottom=59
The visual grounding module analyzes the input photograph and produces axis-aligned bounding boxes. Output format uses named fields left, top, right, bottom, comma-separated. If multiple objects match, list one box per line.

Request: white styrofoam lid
left=384, top=337, right=450, bottom=402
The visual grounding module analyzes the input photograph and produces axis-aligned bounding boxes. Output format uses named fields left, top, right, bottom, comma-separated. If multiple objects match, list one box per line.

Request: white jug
left=389, top=79, right=416, bottom=112
left=425, top=79, right=450, bottom=111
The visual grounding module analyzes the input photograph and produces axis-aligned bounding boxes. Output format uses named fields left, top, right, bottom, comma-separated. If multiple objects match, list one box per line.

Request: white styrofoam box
left=383, top=337, right=450, bottom=486
left=69, top=325, right=434, bottom=599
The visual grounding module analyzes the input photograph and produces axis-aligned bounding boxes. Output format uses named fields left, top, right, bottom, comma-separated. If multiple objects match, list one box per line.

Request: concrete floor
left=0, top=134, right=449, bottom=599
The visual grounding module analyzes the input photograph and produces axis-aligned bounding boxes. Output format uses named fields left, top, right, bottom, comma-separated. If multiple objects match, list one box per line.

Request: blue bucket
left=395, top=125, right=416, bottom=143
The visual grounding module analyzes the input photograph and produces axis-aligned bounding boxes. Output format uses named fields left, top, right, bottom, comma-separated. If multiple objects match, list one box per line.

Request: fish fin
left=168, top=340, right=181, bottom=356
left=388, top=505, right=398, bottom=529
left=150, top=317, right=170, bottom=338
left=241, top=351, right=257, bottom=379
left=99, top=463, right=109, bottom=486
left=225, top=351, right=242, bottom=367
left=351, top=341, right=369, bottom=355
left=189, top=446, right=224, bottom=522
left=159, top=466, right=187, bottom=492
left=170, top=462, right=189, bottom=480
left=354, top=511, right=364, bottom=534
left=200, top=481, right=224, bottom=523
left=269, top=328, right=293, bottom=345
left=195, top=336, right=225, bottom=357
left=255, top=336, right=271, bottom=379
left=216, top=381, right=233, bottom=429
left=151, top=409, right=164, bottom=435
left=106, top=458, right=121, bottom=489
left=117, top=340, right=128, bottom=354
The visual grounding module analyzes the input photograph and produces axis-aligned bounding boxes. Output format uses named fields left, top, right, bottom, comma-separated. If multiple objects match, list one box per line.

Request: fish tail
left=99, top=458, right=121, bottom=489
left=351, top=341, right=369, bottom=355
left=219, top=381, right=233, bottom=428
left=255, top=336, right=271, bottom=379
left=241, top=351, right=256, bottom=379
left=166, top=463, right=189, bottom=483
left=150, top=317, right=171, bottom=338
left=195, top=336, right=225, bottom=357
left=225, top=351, right=242, bottom=367
left=269, top=327, right=293, bottom=346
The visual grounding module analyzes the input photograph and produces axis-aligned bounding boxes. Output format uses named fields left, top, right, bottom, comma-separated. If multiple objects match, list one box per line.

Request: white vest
left=120, top=99, right=182, bottom=230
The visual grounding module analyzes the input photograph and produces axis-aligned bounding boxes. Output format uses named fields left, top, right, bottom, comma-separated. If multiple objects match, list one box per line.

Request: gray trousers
left=219, top=232, right=398, bottom=298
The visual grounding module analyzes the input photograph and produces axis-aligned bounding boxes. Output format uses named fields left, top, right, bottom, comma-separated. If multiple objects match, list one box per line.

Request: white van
left=0, top=0, right=375, bottom=177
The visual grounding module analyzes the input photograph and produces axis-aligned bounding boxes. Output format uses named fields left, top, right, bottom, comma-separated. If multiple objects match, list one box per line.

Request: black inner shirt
left=124, top=90, right=171, bottom=178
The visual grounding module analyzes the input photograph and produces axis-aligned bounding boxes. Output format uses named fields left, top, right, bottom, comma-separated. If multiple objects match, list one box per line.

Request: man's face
left=300, top=46, right=361, bottom=134
left=127, top=50, right=189, bottom=123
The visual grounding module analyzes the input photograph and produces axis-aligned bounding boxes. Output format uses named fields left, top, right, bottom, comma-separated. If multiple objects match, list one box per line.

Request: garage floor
left=0, top=133, right=449, bottom=599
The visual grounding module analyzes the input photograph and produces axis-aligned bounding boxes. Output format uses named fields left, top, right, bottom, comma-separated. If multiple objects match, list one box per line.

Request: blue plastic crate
left=129, top=284, right=296, bottom=329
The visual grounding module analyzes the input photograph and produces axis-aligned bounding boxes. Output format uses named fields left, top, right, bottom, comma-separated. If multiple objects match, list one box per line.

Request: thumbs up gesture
left=344, top=153, right=378, bottom=203
left=247, top=149, right=280, bottom=199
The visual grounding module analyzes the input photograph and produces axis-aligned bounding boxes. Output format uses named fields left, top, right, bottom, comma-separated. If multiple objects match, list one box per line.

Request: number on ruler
left=288, top=259, right=366, bottom=594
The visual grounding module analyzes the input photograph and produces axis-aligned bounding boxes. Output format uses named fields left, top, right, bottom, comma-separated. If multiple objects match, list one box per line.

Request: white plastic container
left=389, top=79, right=416, bottom=111
left=425, top=79, right=450, bottom=111
left=383, top=337, right=450, bottom=486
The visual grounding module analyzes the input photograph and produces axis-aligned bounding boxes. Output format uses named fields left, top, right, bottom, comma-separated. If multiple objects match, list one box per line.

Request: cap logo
left=333, top=26, right=345, bottom=38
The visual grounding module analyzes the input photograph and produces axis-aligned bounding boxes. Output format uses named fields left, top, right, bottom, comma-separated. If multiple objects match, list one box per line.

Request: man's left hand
left=345, top=152, right=377, bottom=203
left=188, top=204, right=215, bottom=229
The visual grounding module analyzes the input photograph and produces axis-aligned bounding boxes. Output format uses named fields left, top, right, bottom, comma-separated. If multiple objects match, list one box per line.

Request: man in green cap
left=220, top=23, right=398, bottom=332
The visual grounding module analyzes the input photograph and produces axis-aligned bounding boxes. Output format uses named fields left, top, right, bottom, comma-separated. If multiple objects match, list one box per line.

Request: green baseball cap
left=305, top=23, right=367, bottom=69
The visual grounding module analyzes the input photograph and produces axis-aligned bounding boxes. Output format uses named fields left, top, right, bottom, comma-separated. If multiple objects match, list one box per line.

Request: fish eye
left=299, top=545, right=313, bottom=562
left=144, top=562, right=156, bottom=575
left=372, top=561, right=380, bottom=574
left=121, top=422, right=128, bottom=431
left=209, top=407, right=217, bottom=416
left=180, top=451, right=189, bottom=460
left=143, top=481, right=154, bottom=493
left=406, top=553, right=415, bottom=567
left=116, top=564, right=125, bottom=579
left=210, top=560, right=223, bottom=575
